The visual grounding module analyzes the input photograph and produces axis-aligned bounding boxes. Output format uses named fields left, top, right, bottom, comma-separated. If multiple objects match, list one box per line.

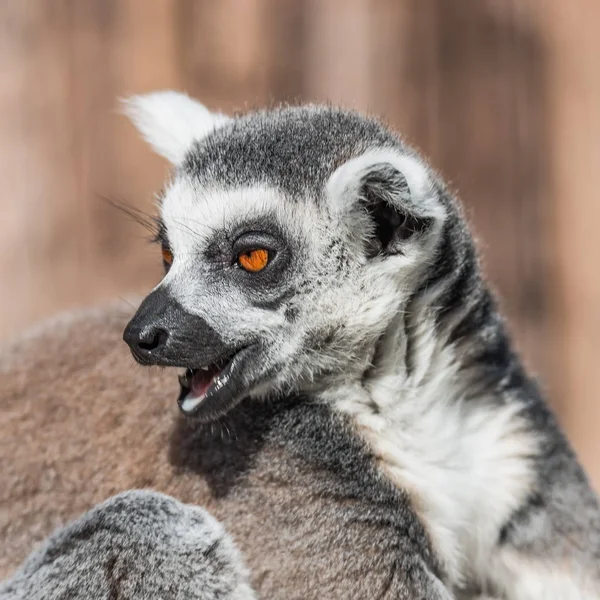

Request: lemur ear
left=122, top=91, right=230, bottom=164
left=327, top=150, right=444, bottom=257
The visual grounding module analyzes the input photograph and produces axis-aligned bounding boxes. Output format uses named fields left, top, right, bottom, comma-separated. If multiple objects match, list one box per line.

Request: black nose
left=123, top=286, right=229, bottom=368
left=123, top=324, right=169, bottom=360
left=123, top=287, right=176, bottom=364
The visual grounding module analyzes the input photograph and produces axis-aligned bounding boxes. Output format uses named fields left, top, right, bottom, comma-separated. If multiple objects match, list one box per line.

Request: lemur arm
left=0, top=491, right=256, bottom=600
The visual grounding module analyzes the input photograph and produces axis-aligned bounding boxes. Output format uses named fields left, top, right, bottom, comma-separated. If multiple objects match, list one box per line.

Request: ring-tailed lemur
left=1, top=92, right=599, bottom=600
left=0, top=490, right=255, bottom=600
left=121, top=92, right=600, bottom=598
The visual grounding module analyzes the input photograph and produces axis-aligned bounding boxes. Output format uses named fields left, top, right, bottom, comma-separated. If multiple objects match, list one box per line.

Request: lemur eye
left=237, top=248, right=270, bottom=272
left=161, top=245, right=173, bottom=266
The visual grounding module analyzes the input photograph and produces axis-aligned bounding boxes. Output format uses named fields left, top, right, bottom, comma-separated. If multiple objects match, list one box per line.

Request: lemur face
left=123, top=92, right=446, bottom=421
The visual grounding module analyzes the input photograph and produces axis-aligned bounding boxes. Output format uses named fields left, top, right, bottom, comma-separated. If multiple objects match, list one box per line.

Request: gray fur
left=182, top=105, right=403, bottom=197
left=0, top=490, right=255, bottom=600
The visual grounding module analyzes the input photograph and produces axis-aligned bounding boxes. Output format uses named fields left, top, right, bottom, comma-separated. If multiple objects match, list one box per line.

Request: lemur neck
left=325, top=270, right=540, bottom=587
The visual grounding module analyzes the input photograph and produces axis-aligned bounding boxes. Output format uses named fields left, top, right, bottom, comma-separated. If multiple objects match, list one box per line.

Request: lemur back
left=1, top=95, right=600, bottom=599
left=0, top=307, right=450, bottom=599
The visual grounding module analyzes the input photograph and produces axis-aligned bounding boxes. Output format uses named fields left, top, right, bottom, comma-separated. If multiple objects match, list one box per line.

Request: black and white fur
left=0, top=490, right=255, bottom=600
left=119, top=91, right=600, bottom=598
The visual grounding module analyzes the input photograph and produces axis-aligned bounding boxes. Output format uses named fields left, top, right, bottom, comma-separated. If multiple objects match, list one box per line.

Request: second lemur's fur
left=0, top=309, right=454, bottom=599
left=1, top=491, right=255, bottom=600
left=1, top=93, right=599, bottom=599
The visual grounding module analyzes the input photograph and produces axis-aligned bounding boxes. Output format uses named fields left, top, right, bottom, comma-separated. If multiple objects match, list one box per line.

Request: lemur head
left=123, top=91, right=457, bottom=422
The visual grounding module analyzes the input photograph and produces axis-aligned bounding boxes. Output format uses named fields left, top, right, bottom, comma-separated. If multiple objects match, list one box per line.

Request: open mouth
left=176, top=347, right=252, bottom=420
left=178, top=358, right=231, bottom=411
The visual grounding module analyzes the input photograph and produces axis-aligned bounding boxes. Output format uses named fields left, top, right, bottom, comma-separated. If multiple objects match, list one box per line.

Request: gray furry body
left=1, top=491, right=255, bottom=600
left=0, top=313, right=451, bottom=599
left=2, top=93, right=600, bottom=598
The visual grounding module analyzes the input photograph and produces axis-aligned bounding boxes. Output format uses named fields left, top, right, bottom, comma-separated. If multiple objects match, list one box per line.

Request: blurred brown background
left=0, top=1, right=598, bottom=484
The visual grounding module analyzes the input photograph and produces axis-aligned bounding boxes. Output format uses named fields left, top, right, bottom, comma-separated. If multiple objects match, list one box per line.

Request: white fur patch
left=123, top=91, right=229, bottom=164
left=489, top=549, right=600, bottom=599
left=324, top=308, right=539, bottom=589
left=326, top=148, right=445, bottom=222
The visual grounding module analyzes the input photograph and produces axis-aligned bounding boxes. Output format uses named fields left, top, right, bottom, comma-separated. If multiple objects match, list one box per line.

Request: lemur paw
left=0, top=490, right=256, bottom=600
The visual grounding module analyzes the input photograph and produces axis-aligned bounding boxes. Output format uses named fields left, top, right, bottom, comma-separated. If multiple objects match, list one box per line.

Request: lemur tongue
left=191, top=366, right=221, bottom=398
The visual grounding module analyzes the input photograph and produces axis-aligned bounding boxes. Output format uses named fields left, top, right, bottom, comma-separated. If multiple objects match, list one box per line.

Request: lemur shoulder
left=1, top=91, right=599, bottom=599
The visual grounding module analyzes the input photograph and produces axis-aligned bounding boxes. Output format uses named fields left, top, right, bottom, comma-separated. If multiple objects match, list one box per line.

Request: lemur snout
left=123, top=287, right=173, bottom=364
left=123, top=285, right=258, bottom=420
left=123, top=286, right=231, bottom=368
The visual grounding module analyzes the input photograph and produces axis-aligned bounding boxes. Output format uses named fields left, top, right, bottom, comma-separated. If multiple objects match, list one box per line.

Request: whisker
left=98, top=194, right=161, bottom=242
left=118, top=296, right=138, bottom=311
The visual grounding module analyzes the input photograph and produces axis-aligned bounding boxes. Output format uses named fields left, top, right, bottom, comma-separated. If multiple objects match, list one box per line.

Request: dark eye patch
left=201, top=217, right=299, bottom=310
left=231, top=231, right=287, bottom=285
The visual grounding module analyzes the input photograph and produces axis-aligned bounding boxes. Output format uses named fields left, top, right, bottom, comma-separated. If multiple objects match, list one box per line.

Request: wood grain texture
left=538, top=0, right=600, bottom=486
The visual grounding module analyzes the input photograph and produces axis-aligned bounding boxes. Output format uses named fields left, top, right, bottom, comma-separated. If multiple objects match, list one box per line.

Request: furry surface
left=0, top=307, right=451, bottom=599
left=0, top=490, right=255, bottom=600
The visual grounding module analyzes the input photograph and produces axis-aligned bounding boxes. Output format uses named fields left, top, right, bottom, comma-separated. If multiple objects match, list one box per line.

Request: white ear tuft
left=122, top=91, right=230, bottom=164
left=327, top=149, right=434, bottom=211
left=326, top=148, right=446, bottom=256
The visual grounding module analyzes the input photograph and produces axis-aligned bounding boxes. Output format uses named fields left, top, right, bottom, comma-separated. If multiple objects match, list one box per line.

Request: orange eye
left=161, top=246, right=173, bottom=266
left=238, top=248, right=270, bottom=272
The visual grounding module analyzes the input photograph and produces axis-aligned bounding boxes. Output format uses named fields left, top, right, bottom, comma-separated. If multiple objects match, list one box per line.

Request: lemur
left=1, top=91, right=599, bottom=599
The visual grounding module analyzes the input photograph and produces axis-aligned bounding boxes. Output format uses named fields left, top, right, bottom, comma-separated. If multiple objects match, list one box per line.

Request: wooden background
left=1, top=1, right=599, bottom=485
